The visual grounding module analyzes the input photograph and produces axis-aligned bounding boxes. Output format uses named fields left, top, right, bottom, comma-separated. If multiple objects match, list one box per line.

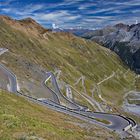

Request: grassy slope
left=0, top=19, right=135, bottom=107
left=0, top=90, right=119, bottom=140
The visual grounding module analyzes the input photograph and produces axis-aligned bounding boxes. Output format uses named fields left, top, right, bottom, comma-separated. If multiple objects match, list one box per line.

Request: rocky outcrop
left=81, top=23, right=140, bottom=73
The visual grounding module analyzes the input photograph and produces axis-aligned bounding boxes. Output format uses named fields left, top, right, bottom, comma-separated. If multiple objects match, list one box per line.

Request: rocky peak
left=0, top=15, right=12, bottom=20
left=18, top=17, right=45, bottom=32
left=114, top=23, right=129, bottom=31
left=0, top=15, right=48, bottom=36
left=0, top=15, right=16, bottom=25
left=18, top=17, right=40, bottom=26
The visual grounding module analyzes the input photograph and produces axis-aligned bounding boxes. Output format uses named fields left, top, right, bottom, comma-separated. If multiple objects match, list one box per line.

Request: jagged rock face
left=81, top=23, right=140, bottom=73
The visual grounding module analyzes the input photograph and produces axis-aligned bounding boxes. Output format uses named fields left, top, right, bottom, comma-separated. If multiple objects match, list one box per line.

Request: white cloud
left=1, top=3, right=45, bottom=15
left=1, top=8, right=11, bottom=12
left=0, top=0, right=16, bottom=6
left=1, top=0, right=140, bottom=29
left=32, top=10, right=81, bottom=28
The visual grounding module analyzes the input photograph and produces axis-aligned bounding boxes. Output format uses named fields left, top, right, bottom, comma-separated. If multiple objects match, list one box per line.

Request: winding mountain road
left=0, top=48, right=136, bottom=134
left=0, top=48, right=17, bottom=93
left=44, top=72, right=86, bottom=110
left=0, top=64, right=17, bottom=93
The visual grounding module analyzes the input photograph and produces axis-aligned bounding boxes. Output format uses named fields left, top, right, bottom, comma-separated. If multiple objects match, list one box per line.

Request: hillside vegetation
left=0, top=90, right=119, bottom=140
left=0, top=16, right=136, bottom=110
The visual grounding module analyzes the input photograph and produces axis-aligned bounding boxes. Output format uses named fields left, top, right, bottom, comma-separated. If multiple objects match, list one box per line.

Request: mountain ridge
left=0, top=15, right=51, bottom=37
left=0, top=15, right=139, bottom=139
left=70, top=23, right=140, bottom=73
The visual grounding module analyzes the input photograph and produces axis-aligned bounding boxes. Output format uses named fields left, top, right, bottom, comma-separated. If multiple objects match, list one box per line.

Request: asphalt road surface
left=0, top=61, right=136, bottom=133
left=0, top=64, right=17, bottom=93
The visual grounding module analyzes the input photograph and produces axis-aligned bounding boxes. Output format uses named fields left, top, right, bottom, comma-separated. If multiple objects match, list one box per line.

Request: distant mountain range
left=63, top=28, right=94, bottom=36
left=52, top=28, right=93, bottom=36
left=65, top=23, right=140, bottom=74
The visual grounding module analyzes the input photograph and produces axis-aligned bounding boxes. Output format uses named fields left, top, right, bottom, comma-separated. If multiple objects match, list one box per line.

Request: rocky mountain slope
left=79, top=23, right=140, bottom=74
left=1, top=15, right=140, bottom=139
left=0, top=15, right=136, bottom=113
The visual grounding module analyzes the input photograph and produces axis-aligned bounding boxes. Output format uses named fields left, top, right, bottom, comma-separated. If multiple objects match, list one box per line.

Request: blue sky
left=0, top=0, right=140, bottom=29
